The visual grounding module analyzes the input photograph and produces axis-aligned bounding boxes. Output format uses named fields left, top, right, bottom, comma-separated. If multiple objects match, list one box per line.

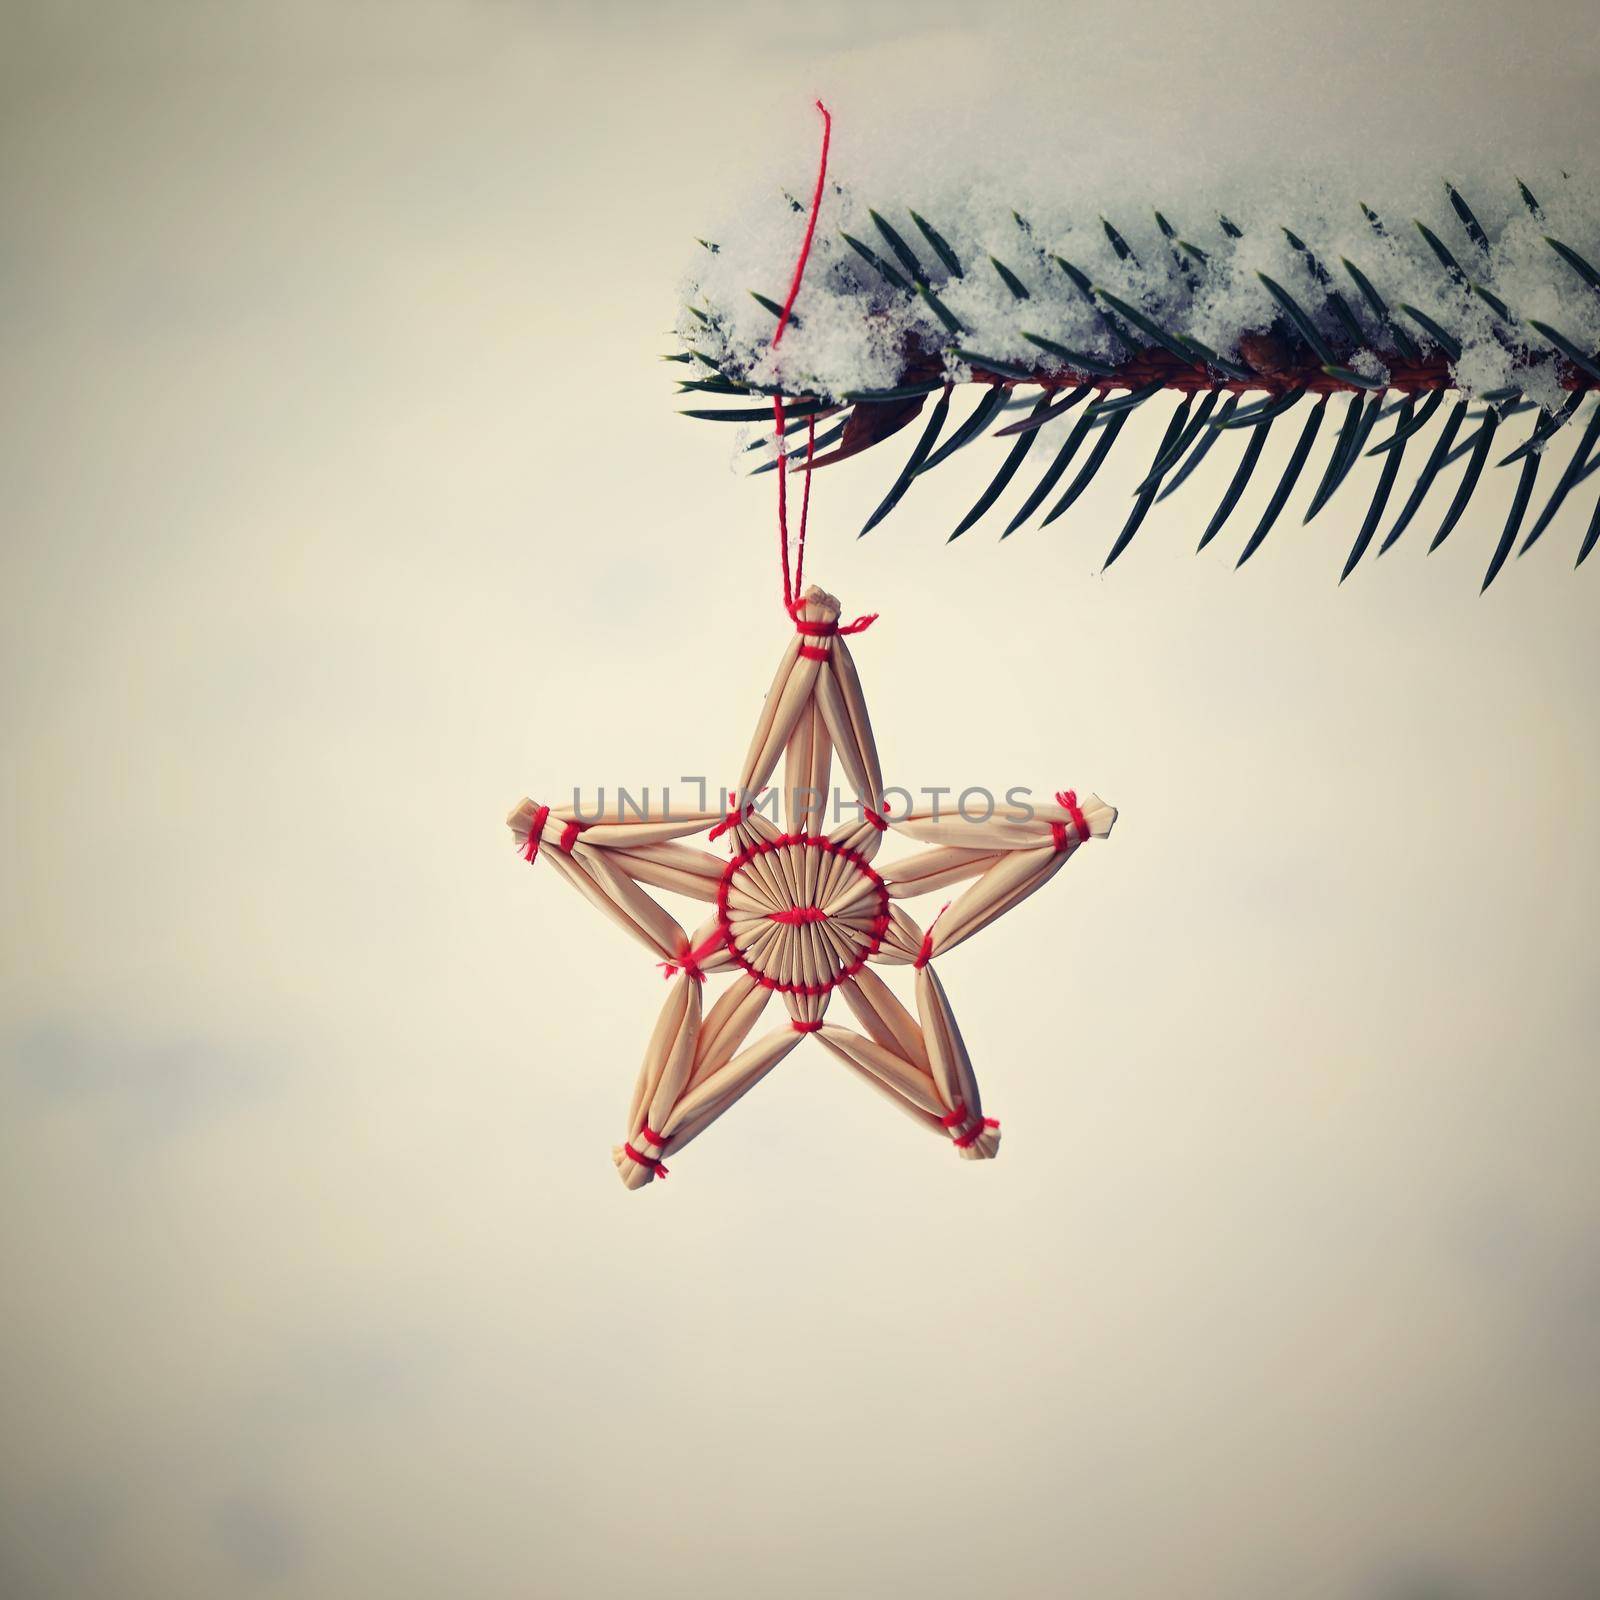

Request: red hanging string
left=792, top=412, right=816, bottom=602
left=771, top=100, right=832, bottom=615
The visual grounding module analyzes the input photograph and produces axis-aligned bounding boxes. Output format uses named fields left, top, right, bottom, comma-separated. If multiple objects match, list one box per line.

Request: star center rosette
left=507, top=585, right=1117, bottom=1190
left=717, top=831, right=890, bottom=996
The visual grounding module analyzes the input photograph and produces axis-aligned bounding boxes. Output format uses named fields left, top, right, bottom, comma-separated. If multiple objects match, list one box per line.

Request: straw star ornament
left=506, top=586, right=1116, bottom=1190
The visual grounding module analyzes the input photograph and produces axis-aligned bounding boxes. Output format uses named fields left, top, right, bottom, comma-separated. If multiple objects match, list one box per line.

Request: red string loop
left=768, top=108, right=880, bottom=634
left=769, top=103, right=830, bottom=353
left=622, top=1142, right=669, bottom=1179
left=791, top=1018, right=824, bottom=1033
left=772, top=102, right=831, bottom=615
left=522, top=804, right=550, bottom=863
left=558, top=819, right=587, bottom=853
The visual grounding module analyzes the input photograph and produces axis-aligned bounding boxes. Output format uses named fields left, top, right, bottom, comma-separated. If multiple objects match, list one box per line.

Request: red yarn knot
left=707, top=796, right=754, bottom=843
left=769, top=906, right=828, bottom=925
left=659, top=929, right=727, bottom=984
left=623, top=1142, right=669, bottom=1179
left=522, top=804, right=550, bottom=862
left=913, top=902, right=950, bottom=970
left=791, top=609, right=878, bottom=639
left=863, top=806, right=888, bottom=832
left=558, top=818, right=587, bottom=853
left=791, top=1018, right=823, bottom=1033
left=938, top=1103, right=970, bottom=1128
left=1055, top=790, right=1091, bottom=846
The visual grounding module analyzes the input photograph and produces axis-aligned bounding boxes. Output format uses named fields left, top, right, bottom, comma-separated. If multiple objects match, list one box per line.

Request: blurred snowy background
left=2, top=3, right=1597, bottom=1597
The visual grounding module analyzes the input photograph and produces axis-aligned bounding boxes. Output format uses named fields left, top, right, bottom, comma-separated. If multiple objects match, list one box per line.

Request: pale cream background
left=2, top=3, right=1598, bottom=1598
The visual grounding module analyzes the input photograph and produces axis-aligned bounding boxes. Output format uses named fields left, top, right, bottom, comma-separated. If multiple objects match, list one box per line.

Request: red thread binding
left=622, top=1142, right=669, bottom=1179
left=1055, top=789, right=1091, bottom=845
left=953, top=1118, right=1000, bottom=1150
left=798, top=644, right=829, bottom=661
left=707, top=794, right=754, bottom=843
left=940, top=1101, right=1000, bottom=1146
left=640, top=1124, right=667, bottom=1146
left=863, top=806, right=887, bottom=831
left=791, top=1018, right=823, bottom=1033
left=768, top=906, right=828, bottom=925
left=522, top=804, right=550, bottom=863
left=658, top=928, right=728, bottom=984
left=558, top=819, right=587, bottom=853
left=913, top=902, right=950, bottom=970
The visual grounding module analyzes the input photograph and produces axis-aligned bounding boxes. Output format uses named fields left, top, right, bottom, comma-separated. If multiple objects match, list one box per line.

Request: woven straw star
left=506, top=586, right=1116, bottom=1190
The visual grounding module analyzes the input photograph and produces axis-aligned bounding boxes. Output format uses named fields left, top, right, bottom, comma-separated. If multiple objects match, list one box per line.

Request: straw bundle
left=508, top=797, right=723, bottom=851
left=813, top=966, right=996, bottom=1157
